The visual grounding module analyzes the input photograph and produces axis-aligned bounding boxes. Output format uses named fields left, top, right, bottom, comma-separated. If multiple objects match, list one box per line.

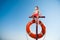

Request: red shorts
left=33, top=13, right=39, bottom=17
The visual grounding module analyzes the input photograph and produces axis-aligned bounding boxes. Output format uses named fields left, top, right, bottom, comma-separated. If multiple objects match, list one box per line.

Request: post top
left=29, top=16, right=45, bottom=18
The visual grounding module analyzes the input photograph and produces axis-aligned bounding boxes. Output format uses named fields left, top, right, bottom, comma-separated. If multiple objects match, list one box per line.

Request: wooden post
left=29, top=15, right=45, bottom=40
left=36, top=18, right=38, bottom=40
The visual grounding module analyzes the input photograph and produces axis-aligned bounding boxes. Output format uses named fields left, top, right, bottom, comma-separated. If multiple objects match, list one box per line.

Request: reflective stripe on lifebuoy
left=26, top=20, right=46, bottom=39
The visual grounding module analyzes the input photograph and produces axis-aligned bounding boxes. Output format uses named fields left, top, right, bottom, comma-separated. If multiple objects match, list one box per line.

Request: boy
left=32, top=6, right=41, bottom=23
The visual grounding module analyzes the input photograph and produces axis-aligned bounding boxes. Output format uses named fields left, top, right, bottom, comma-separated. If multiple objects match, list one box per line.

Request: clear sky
left=0, top=0, right=60, bottom=40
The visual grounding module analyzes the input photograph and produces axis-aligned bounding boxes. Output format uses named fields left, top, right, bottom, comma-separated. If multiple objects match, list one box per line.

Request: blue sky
left=0, top=0, right=60, bottom=40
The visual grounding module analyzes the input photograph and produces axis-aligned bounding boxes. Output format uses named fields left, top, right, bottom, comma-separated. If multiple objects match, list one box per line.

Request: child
left=32, top=6, right=39, bottom=18
left=32, top=6, right=41, bottom=24
left=32, top=6, right=42, bottom=21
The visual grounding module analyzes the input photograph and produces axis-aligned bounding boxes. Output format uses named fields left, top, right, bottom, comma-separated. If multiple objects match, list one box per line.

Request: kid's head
left=35, top=6, right=39, bottom=10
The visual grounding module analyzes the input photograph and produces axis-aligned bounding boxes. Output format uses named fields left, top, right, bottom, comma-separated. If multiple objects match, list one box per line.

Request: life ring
left=26, top=20, right=46, bottom=39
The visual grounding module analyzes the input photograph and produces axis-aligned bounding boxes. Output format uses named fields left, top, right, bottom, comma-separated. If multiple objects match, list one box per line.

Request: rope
left=25, top=33, right=29, bottom=40
left=42, top=33, right=46, bottom=40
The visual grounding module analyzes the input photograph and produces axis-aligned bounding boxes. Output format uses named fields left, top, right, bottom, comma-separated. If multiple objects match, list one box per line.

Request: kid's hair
left=35, top=6, right=39, bottom=9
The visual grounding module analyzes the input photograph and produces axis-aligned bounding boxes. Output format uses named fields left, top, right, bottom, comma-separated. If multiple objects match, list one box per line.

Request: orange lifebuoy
left=26, top=20, right=46, bottom=39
